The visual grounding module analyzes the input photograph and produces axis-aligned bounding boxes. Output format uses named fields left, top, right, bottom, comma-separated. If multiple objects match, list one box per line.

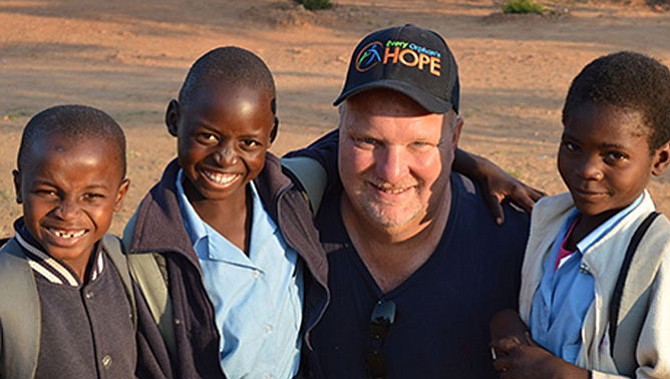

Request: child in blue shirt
left=125, top=46, right=325, bottom=379
left=490, top=51, right=670, bottom=378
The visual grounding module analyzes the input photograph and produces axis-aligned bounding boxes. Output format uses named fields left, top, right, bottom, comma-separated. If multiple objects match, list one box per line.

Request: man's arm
left=283, top=129, right=339, bottom=186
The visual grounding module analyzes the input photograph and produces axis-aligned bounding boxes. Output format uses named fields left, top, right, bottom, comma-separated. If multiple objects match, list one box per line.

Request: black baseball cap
left=334, top=24, right=460, bottom=114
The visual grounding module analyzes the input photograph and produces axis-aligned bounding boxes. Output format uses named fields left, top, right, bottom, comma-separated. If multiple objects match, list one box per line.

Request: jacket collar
left=127, top=154, right=293, bottom=259
left=520, top=191, right=656, bottom=320
left=13, top=218, right=104, bottom=286
left=127, top=159, right=199, bottom=266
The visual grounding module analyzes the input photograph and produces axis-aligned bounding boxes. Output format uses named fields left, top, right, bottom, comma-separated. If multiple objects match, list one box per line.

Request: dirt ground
left=1, top=0, right=670, bottom=236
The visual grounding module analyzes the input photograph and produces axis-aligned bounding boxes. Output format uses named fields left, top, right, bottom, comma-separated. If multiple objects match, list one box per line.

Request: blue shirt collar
left=175, top=169, right=276, bottom=264
left=176, top=169, right=208, bottom=247
left=568, top=191, right=646, bottom=255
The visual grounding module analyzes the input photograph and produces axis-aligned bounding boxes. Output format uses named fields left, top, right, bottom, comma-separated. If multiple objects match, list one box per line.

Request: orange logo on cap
left=383, top=46, right=441, bottom=76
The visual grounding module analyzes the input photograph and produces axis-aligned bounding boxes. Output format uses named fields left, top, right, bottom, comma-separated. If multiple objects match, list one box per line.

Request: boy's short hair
left=17, top=104, right=127, bottom=177
left=562, top=51, right=670, bottom=151
left=178, top=46, right=277, bottom=115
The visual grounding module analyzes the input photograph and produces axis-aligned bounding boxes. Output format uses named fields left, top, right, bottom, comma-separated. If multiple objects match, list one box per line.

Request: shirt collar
left=572, top=191, right=646, bottom=255
left=176, top=169, right=209, bottom=246
left=175, top=168, right=268, bottom=254
left=12, top=218, right=104, bottom=287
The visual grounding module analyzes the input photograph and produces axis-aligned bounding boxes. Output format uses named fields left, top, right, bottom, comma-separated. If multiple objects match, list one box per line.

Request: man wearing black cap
left=293, top=25, right=530, bottom=379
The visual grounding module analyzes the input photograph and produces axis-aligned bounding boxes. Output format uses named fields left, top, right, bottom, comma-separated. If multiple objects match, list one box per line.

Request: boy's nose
left=54, top=198, right=80, bottom=220
left=576, top=156, right=604, bottom=181
left=213, top=143, right=238, bottom=166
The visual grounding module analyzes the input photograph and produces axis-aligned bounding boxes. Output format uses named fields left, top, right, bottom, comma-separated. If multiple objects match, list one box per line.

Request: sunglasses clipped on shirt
left=365, top=298, right=396, bottom=379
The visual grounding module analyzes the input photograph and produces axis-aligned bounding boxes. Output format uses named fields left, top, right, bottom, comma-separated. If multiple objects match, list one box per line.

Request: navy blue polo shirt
left=310, top=173, right=529, bottom=379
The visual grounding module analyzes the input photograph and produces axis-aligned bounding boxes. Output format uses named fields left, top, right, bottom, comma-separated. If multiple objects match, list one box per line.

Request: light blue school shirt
left=529, top=193, right=644, bottom=364
left=176, top=170, right=304, bottom=379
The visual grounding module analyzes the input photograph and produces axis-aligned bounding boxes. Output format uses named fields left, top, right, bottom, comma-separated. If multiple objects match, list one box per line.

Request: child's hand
left=476, top=160, right=545, bottom=225
left=489, top=309, right=533, bottom=367
left=453, top=149, right=545, bottom=225
left=490, top=309, right=530, bottom=344
left=491, top=342, right=590, bottom=379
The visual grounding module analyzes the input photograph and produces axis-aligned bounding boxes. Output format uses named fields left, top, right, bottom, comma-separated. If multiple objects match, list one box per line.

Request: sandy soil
left=1, top=0, right=670, bottom=236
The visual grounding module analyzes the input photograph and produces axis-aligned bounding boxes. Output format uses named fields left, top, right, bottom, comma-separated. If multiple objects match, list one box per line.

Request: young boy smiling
left=0, top=105, right=135, bottom=378
left=490, top=52, right=670, bottom=378
left=125, top=46, right=329, bottom=379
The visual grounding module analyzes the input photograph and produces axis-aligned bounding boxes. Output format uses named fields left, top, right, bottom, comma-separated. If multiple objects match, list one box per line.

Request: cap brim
left=333, top=79, right=453, bottom=114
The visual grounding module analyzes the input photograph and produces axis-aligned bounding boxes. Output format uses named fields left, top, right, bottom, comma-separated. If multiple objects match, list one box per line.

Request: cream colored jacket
left=519, top=192, right=670, bottom=379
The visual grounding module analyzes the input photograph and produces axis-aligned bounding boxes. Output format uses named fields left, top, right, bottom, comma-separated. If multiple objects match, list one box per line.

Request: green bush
left=501, top=0, right=545, bottom=14
left=295, top=0, right=333, bottom=11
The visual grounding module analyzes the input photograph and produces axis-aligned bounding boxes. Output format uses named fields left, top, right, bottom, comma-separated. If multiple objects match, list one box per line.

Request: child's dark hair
left=562, top=51, right=670, bottom=151
left=178, top=46, right=278, bottom=140
left=179, top=47, right=278, bottom=140
left=17, top=104, right=127, bottom=177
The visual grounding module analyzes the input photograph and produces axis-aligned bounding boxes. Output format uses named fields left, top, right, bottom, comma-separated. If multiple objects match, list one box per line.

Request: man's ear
left=451, top=114, right=464, bottom=149
left=12, top=169, right=22, bottom=204
left=165, top=99, right=181, bottom=137
left=113, top=179, right=131, bottom=212
left=652, top=143, right=670, bottom=176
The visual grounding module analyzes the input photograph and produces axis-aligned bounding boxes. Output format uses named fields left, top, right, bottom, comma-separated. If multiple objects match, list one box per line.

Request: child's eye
left=83, top=193, right=105, bottom=201
left=241, top=139, right=261, bottom=148
left=605, top=151, right=627, bottom=162
left=35, top=189, right=58, bottom=198
left=196, top=133, right=218, bottom=144
left=562, top=141, right=579, bottom=152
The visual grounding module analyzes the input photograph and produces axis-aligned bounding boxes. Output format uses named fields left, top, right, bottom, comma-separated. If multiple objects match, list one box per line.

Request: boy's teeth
left=204, top=170, right=238, bottom=185
left=52, top=229, right=86, bottom=238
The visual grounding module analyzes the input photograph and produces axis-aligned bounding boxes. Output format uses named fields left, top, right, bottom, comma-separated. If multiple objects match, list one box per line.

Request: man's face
left=338, top=89, right=462, bottom=239
left=14, top=136, right=129, bottom=271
